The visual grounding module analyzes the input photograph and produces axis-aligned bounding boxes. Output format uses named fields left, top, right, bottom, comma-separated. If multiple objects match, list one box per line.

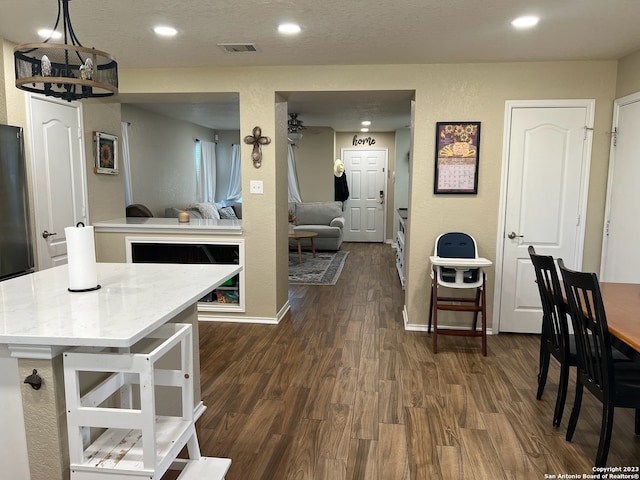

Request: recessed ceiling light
left=360, top=128, right=369, bottom=133
left=38, top=29, right=61, bottom=40
left=511, top=16, right=540, bottom=29
left=278, top=23, right=301, bottom=35
left=154, top=26, right=178, bottom=37
left=361, top=120, right=372, bottom=126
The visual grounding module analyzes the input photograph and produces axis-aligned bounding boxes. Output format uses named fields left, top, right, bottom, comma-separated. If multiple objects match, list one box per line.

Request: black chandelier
left=288, top=113, right=305, bottom=142
left=14, top=0, right=118, bottom=102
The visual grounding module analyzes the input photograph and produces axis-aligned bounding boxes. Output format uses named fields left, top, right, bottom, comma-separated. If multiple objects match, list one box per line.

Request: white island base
left=0, top=263, right=240, bottom=480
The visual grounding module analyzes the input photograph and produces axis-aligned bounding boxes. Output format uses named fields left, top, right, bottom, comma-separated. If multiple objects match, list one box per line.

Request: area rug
left=288, top=250, right=349, bottom=285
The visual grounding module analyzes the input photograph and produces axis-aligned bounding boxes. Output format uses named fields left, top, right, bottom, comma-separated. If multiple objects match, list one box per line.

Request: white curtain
left=120, top=122, right=133, bottom=206
left=196, top=140, right=217, bottom=203
left=288, top=144, right=303, bottom=203
left=226, top=144, right=242, bottom=202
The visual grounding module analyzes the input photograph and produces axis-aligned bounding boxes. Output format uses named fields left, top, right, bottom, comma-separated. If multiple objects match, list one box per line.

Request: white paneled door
left=341, top=148, right=387, bottom=242
left=29, top=95, right=88, bottom=270
left=497, top=101, right=593, bottom=333
left=600, top=92, right=640, bottom=282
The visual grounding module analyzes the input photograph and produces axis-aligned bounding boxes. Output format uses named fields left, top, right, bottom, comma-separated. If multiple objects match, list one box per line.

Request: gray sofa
left=289, top=201, right=344, bottom=251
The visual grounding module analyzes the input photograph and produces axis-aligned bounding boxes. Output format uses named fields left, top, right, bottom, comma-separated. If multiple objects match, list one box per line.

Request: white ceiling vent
left=218, top=43, right=257, bottom=53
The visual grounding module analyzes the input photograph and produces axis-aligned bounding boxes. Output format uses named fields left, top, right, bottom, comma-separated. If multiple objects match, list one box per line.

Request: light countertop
left=93, top=217, right=242, bottom=235
left=0, top=263, right=241, bottom=348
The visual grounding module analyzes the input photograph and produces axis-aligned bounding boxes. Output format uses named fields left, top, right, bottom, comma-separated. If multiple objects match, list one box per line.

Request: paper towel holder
left=67, top=222, right=102, bottom=293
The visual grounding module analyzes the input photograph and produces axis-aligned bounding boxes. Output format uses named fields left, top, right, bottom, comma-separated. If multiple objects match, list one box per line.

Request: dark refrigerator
left=0, top=124, right=34, bottom=281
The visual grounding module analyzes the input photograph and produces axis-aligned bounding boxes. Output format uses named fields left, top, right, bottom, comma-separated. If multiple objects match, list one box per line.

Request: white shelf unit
left=395, top=209, right=407, bottom=288
left=396, top=229, right=405, bottom=288
left=63, top=323, right=231, bottom=480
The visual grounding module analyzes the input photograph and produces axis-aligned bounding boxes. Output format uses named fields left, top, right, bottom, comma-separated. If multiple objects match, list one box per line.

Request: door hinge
left=583, top=126, right=593, bottom=140
left=605, top=219, right=610, bottom=236
left=612, top=127, right=618, bottom=147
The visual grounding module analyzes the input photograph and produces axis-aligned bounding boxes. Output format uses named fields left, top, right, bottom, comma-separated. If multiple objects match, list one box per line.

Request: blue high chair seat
left=429, top=232, right=488, bottom=356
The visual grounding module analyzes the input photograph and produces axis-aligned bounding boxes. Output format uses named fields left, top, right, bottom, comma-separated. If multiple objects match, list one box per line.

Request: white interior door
left=341, top=148, right=387, bottom=242
left=29, top=95, right=88, bottom=270
left=600, top=92, right=640, bottom=282
left=497, top=101, right=593, bottom=333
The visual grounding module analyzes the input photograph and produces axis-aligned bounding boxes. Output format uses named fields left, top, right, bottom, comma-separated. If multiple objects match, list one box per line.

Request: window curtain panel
left=226, top=144, right=242, bottom=202
left=196, top=140, right=217, bottom=203
left=120, top=122, right=133, bottom=206
left=288, top=143, right=303, bottom=203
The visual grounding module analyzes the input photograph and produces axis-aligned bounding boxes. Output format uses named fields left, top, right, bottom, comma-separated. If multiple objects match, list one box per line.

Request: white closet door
left=601, top=92, right=640, bottom=282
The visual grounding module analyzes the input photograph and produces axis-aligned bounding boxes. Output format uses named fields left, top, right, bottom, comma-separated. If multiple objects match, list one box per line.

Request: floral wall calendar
left=434, top=122, right=480, bottom=194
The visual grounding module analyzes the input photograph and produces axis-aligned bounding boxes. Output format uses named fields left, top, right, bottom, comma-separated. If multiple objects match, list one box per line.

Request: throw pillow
left=186, top=202, right=220, bottom=219
left=218, top=206, right=238, bottom=220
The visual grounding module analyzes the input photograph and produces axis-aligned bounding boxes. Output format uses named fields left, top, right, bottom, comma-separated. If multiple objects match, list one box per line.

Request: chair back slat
left=558, top=260, right=614, bottom=404
left=528, top=247, right=569, bottom=359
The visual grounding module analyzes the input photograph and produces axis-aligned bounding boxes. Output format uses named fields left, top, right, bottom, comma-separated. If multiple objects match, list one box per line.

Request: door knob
left=507, top=231, right=524, bottom=239
left=42, top=230, right=57, bottom=239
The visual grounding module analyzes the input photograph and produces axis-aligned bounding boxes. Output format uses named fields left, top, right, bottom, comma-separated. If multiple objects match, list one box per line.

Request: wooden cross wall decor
left=243, top=126, right=271, bottom=168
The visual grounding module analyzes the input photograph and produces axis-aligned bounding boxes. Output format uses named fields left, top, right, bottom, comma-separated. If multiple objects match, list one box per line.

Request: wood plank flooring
left=172, top=242, right=640, bottom=479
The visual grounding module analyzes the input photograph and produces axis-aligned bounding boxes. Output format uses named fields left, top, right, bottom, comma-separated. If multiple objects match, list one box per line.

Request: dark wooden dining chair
left=558, top=259, right=640, bottom=467
left=528, top=246, right=576, bottom=427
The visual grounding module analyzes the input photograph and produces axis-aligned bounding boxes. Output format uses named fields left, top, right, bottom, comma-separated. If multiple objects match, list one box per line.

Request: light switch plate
left=250, top=180, right=264, bottom=194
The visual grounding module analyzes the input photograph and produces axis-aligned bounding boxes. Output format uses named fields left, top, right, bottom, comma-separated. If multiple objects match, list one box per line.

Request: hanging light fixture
left=14, top=0, right=118, bottom=102
left=288, top=113, right=306, bottom=143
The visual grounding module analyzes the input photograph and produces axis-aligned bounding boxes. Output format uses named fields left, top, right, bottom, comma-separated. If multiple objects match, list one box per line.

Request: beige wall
left=82, top=101, right=127, bottom=223
left=2, top=53, right=631, bottom=327
left=1, top=40, right=27, bottom=128
left=121, top=104, right=217, bottom=216
left=293, top=126, right=335, bottom=202
left=616, top=49, right=640, bottom=98
left=117, top=60, right=613, bottom=329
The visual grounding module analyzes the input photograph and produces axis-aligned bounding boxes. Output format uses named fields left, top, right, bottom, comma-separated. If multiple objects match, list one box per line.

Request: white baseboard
left=194, top=401, right=206, bottom=421
left=402, top=304, right=494, bottom=334
left=197, top=301, right=290, bottom=325
left=198, top=315, right=280, bottom=324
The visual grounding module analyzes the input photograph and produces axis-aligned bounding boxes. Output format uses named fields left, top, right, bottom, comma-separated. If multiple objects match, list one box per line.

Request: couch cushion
left=218, top=206, right=238, bottom=220
left=295, top=201, right=342, bottom=225
left=186, top=202, right=220, bottom=219
left=330, top=217, right=345, bottom=229
left=294, top=225, right=341, bottom=238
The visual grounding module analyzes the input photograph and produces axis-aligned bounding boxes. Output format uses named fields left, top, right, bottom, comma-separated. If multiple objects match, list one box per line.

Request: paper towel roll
left=65, top=223, right=99, bottom=291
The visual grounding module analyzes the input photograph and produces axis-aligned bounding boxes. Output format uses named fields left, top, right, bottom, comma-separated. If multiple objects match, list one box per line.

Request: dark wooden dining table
left=599, top=282, right=640, bottom=354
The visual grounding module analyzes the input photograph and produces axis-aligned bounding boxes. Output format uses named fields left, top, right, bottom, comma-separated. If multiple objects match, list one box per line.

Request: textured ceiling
left=2, top=0, right=639, bottom=130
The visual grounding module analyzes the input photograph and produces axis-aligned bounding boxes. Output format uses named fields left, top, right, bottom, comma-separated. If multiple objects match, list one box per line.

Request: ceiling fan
left=288, top=113, right=306, bottom=143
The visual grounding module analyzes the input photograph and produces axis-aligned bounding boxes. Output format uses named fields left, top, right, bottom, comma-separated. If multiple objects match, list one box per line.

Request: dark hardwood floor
left=178, top=242, right=640, bottom=479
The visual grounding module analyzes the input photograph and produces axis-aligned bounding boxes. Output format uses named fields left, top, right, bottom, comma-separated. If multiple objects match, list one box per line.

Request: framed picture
left=93, top=131, right=118, bottom=175
left=434, top=122, right=480, bottom=194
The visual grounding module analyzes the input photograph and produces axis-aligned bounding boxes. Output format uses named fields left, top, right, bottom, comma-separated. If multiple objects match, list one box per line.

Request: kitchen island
left=0, top=262, right=241, bottom=480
